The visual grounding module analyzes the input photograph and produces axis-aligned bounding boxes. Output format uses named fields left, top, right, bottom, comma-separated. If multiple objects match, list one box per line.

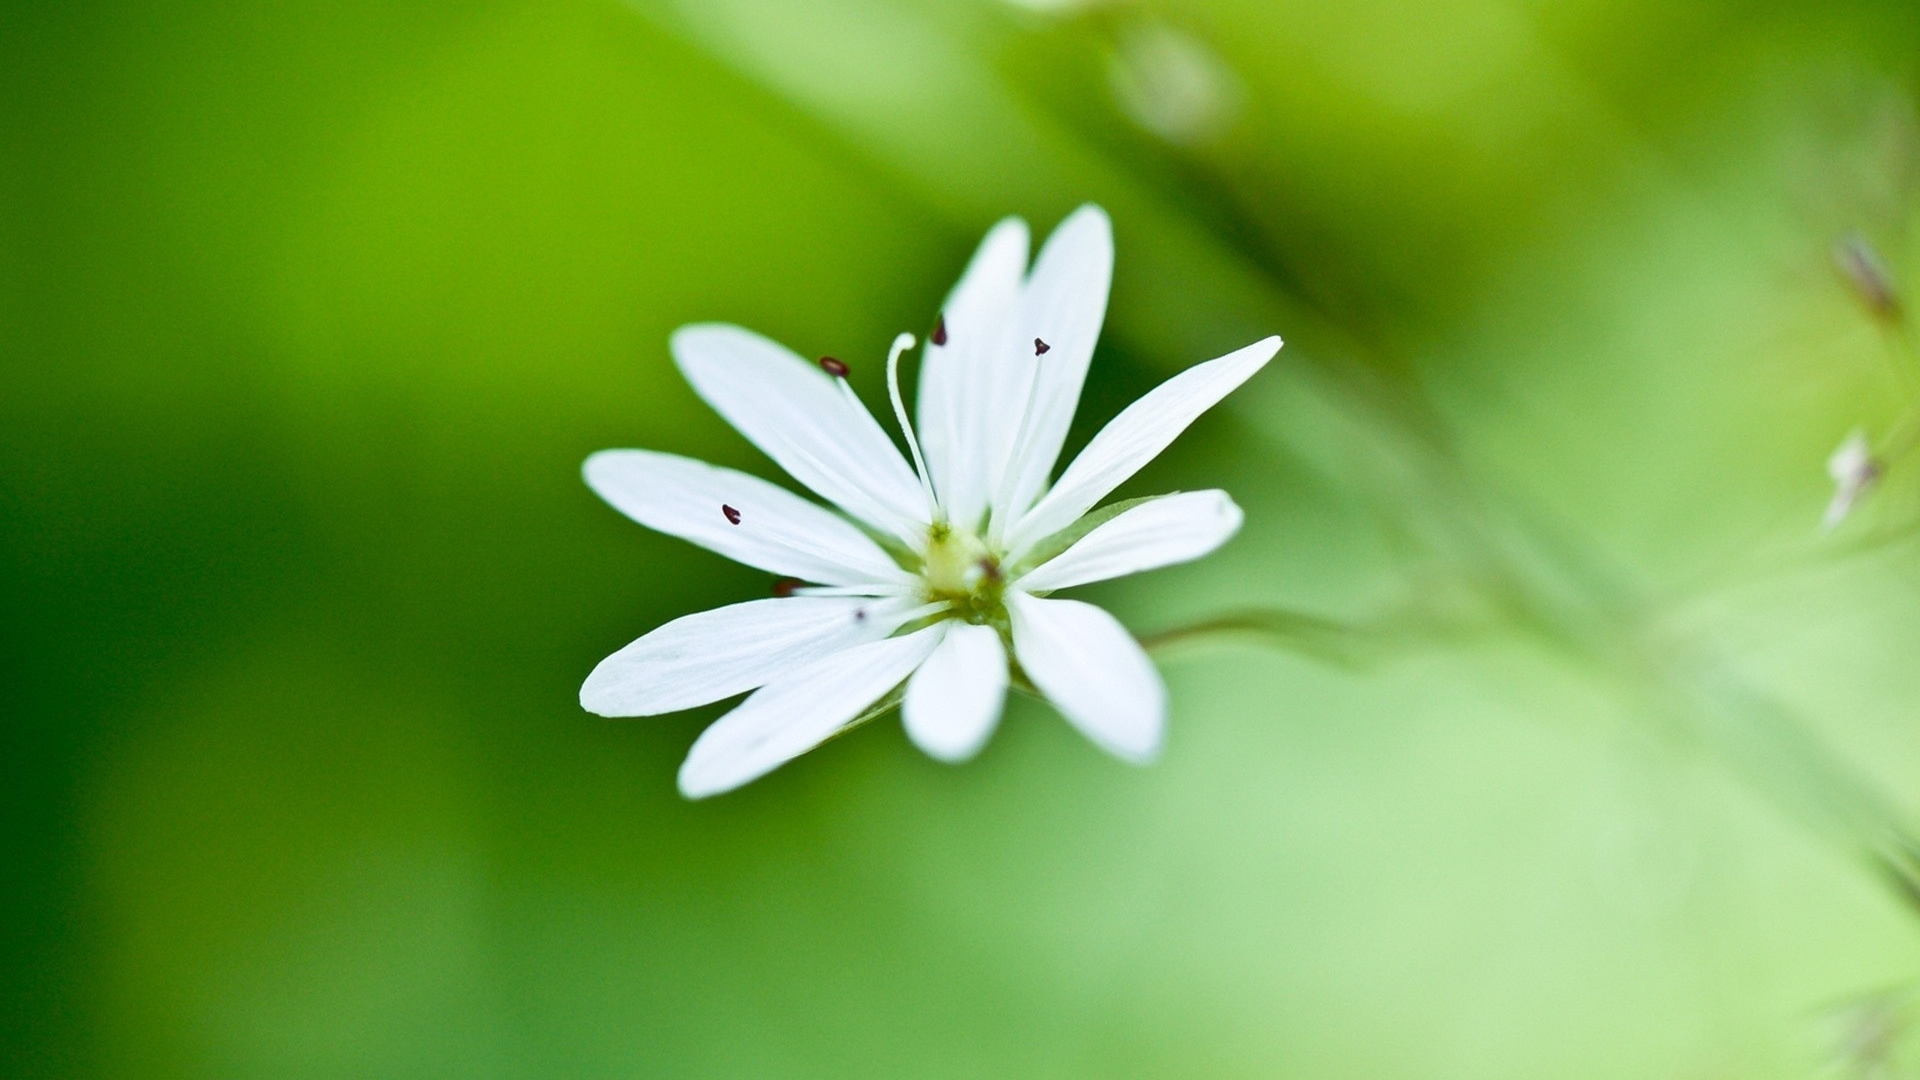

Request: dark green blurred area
left=9, top=0, right=1920, bottom=1076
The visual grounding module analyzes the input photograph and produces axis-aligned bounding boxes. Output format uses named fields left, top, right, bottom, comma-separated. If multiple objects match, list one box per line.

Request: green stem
left=1140, top=608, right=1377, bottom=665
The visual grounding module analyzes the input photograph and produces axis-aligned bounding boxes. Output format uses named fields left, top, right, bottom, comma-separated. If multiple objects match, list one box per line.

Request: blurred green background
left=9, top=0, right=1920, bottom=1076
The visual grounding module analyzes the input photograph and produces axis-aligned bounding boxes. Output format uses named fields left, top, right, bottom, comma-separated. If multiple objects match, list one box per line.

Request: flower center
left=919, top=522, right=1007, bottom=626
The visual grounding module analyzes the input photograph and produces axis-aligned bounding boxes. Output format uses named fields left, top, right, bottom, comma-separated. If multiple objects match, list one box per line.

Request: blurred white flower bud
left=1824, top=429, right=1881, bottom=530
left=1106, top=21, right=1243, bottom=146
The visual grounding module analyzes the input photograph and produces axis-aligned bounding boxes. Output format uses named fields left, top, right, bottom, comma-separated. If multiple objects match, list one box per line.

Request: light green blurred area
left=8, top=0, right=1920, bottom=1076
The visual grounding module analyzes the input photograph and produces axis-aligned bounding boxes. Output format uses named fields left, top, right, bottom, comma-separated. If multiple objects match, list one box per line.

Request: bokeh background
left=10, top=0, right=1920, bottom=1076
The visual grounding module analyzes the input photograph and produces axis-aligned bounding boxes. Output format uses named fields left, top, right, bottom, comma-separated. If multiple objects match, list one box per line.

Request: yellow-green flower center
left=920, top=522, right=1007, bottom=627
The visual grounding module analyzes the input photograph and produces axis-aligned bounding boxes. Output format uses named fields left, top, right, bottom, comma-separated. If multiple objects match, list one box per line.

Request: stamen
left=987, top=338, right=1056, bottom=543
left=894, top=599, right=954, bottom=625
left=792, top=583, right=918, bottom=598
left=931, top=314, right=947, bottom=346
left=721, top=504, right=742, bottom=525
left=772, top=576, right=802, bottom=598
left=885, top=331, right=941, bottom=521
left=818, top=356, right=850, bottom=377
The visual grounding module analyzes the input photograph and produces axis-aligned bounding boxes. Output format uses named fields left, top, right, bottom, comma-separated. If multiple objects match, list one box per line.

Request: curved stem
left=1141, top=606, right=1432, bottom=668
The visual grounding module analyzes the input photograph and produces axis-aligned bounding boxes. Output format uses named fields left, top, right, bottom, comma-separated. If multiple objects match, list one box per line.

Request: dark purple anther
left=931, top=314, right=948, bottom=346
left=1033, top=338, right=1050, bottom=355
left=721, top=504, right=742, bottom=525
left=853, top=608, right=867, bottom=623
left=818, top=356, right=850, bottom=377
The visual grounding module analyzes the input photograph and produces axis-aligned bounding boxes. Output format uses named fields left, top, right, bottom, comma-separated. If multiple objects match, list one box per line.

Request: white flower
left=1824, top=429, right=1880, bottom=531
left=581, top=205, right=1281, bottom=798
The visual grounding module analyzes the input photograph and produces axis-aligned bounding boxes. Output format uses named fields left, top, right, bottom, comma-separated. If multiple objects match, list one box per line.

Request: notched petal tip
left=581, top=449, right=667, bottom=512
left=1245, top=334, right=1283, bottom=365
left=667, top=322, right=758, bottom=375
left=1207, top=489, right=1245, bottom=531
left=982, top=214, right=1033, bottom=249
left=578, top=679, right=623, bottom=718
left=580, top=447, right=625, bottom=489
left=675, top=729, right=752, bottom=800
left=1061, top=202, right=1113, bottom=236
left=917, top=740, right=983, bottom=765
left=676, top=761, right=726, bottom=800
left=1110, top=732, right=1164, bottom=766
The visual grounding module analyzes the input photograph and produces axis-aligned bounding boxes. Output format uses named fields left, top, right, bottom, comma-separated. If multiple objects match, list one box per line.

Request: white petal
left=1006, top=592, right=1165, bottom=764
left=1007, top=335, right=1279, bottom=554
left=991, top=205, right=1114, bottom=528
left=672, top=323, right=929, bottom=543
left=584, top=449, right=909, bottom=587
left=677, top=625, right=947, bottom=798
left=902, top=622, right=1008, bottom=763
left=1017, top=490, right=1242, bottom=592
left=581, top=596, right=920, bottom=717
left=918, top=218, right=1029, bottom=528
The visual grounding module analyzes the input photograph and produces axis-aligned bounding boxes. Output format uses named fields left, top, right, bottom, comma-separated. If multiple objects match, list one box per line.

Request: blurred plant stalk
left=631, top=0, right=1920, bottom=918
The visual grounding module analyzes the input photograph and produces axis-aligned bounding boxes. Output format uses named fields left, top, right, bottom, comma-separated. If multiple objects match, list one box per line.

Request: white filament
left=885, top=331, right=941, bottom=521
left=987, top=344, right=1052, bottom=545
left=791, top=583, right=921, bottom=598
